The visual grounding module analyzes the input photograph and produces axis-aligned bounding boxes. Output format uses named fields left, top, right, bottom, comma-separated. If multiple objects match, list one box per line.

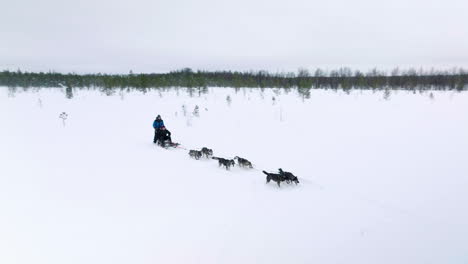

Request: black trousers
left=153, top=129, right=159, bottom=143
left=154, top=129, right=172, bottom=144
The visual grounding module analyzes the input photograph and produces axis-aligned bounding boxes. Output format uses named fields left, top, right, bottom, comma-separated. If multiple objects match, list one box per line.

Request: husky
left=234, top=156, right=253, bottom=168
left=201, top=147, right=213, bottom=158
left=262, top=170, right=286, bottom=187
left=278, top=168, right=299, bottom=185
left=188, top=150, right=202, bottom=160
left=212, top=157, right=235, bottom=170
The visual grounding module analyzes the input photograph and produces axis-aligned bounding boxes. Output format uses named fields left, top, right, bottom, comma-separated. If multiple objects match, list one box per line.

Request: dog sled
left=158, top=140, right=181, bottom=149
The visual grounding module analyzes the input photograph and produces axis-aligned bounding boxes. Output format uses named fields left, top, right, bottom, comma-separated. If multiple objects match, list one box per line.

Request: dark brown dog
left=263, top=170, right=286, bottom=187
left=278, top=168, right=299, bottom=185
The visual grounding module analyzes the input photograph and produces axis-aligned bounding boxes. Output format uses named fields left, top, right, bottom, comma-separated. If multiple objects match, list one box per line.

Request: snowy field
left=1, top=87, right=468, bottom=264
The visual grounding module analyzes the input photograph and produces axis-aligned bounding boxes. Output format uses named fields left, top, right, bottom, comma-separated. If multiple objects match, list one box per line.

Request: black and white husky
left=234, top=156, right=253, bottom=168
left=188, top=150, right=202, bottom=160
left=212, top=157, right=235, bottom=170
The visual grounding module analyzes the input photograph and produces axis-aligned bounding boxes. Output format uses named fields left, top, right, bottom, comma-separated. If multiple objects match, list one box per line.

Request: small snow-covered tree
left=65, top=87, right=73, bottom=99
left=193, top=105, right=199, bottom=117
left=383, top=89, right=391, bottom=100
left=182, top=104, right=187, bottom=116
left=59, top=112, right=68, bottom=127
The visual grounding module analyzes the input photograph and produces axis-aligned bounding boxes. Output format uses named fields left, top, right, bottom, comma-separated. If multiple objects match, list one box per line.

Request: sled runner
left=158, top=140, right=181, bottom=149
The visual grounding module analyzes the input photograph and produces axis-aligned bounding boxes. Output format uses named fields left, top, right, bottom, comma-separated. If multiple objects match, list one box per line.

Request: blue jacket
left=153, top=119, right=164, bottom=129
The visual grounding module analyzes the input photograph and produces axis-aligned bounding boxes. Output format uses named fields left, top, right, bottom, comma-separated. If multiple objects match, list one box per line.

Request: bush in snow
left=59, top=112, right=68, bottom=126
left=193, top=105, right=199, bottom=117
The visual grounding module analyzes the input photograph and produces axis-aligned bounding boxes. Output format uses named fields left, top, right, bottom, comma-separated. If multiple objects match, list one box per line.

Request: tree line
left=0, top=67, right=467, bottom=91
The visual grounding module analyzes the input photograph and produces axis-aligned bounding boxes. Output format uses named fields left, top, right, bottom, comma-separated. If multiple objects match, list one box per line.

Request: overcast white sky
left=2, top=0, right=468, bottom=73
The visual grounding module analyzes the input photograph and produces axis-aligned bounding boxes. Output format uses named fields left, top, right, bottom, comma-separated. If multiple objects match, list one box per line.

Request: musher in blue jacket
left=153, top=115, right=165, bottom=130
left=153, top=115, right=171, bottom=145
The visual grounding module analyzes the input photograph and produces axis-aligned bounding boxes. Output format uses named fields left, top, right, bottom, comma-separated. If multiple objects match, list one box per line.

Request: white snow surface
left=1, top=87, right=468, bottom=264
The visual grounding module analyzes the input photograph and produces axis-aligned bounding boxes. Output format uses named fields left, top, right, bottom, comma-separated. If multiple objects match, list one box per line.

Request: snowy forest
left=1, top=67, right=467, bottom=90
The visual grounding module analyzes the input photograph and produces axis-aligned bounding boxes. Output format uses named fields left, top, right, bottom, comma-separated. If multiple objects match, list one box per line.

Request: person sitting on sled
left=153, top=115, right=165, bottom=143
left=155, top=126, right=172, bottom=146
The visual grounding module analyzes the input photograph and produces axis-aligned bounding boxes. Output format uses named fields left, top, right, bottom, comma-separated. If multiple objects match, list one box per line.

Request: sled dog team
left=154, top=115, right=299, bottom=187
left=189, top=147, right=248, bottom=170
left=188, top=147, right=299, bottom=187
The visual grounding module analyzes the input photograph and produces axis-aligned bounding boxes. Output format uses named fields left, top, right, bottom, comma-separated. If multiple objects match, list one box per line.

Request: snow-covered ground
left=1, top=87, right=467, bottom=264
